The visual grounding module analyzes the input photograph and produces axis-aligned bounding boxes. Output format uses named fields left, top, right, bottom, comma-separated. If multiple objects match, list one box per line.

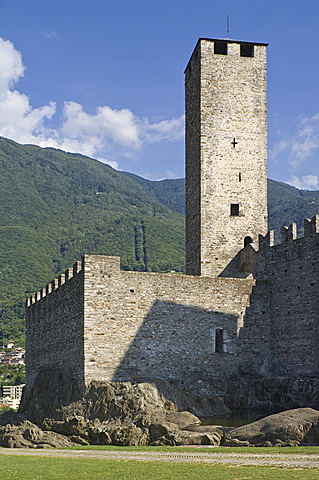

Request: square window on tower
left=240, top=43, right=254, bottom=57
left=214, top=41, right=228, bottom=55
left=230, top=203, right=240, bottom=216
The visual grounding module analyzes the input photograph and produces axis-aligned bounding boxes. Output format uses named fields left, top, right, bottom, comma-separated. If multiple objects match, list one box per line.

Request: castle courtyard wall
left=26, top=261, right=85, bottom=391
left=82, top=255, right=257, bottom=395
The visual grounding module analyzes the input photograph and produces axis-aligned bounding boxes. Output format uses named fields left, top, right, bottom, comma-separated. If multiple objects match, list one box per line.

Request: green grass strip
left=1, top=455, right=319, bottom=480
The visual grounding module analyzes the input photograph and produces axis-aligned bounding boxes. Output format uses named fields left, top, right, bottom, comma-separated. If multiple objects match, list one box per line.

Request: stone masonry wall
left=255, top=216, right=319, bottom=379
left=26, top=260, right=85, bottom=392
left=83, top=255, right=256, bottom=396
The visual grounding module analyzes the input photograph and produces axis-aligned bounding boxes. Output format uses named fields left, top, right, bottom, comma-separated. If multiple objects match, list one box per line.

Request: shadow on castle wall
left=218, top=244, right=258, bottom=278
left=111, top=299, right=240, bottom=395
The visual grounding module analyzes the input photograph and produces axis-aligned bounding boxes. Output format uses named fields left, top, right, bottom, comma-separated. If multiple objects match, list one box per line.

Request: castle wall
left=25, top=260, right=85, bottom=391
left=24, top=37, right=319, bottom=411
left=83, top=255, right=256, bottom=395
left=256, top=217, right=319, bottom=378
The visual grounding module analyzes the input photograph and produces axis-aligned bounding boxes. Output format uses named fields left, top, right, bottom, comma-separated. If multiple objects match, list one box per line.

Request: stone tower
left=185, top=38, right=268, bottom=277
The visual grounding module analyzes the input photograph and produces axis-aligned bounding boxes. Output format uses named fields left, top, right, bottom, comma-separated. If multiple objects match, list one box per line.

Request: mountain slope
left=0, top=137, right=185, bottom=278
left=0, top=137, right=185, bottom=345
left=123, top=172, right=185, bottom=215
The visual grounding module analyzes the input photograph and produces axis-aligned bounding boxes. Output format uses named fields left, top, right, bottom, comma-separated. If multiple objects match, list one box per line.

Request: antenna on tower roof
left=226, top=13, right=230, bottom=38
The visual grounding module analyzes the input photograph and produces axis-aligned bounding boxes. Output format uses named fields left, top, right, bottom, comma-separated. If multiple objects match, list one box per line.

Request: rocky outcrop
left=1, top=376, right=226, bottom=447
left=0, top=421, right=77, bottom=448
left=223, top=408, right=319, bottom=446
left=20, top=372, right=229, bottom=424
left=18, top=369, right=84, bottom=424
left=134, top=377, right=230, bottom=418
left=3, top=373, right=319, bottom=448
left=40, top=381, right=222, bottom=446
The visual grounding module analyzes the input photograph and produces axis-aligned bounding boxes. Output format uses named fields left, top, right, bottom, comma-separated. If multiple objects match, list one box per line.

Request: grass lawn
left=1, top=448, right=319, bottom=480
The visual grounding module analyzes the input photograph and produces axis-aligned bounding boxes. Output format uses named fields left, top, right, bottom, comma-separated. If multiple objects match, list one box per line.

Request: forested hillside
left=0, top=137, right=184, bottom=345
left=268, top=179, right=319, bottom=240
left=1, top=136, right=319, bottom=346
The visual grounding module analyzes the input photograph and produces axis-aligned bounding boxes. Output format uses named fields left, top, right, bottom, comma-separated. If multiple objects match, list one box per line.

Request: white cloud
left=287, top=174, right=319, bottom=190
left=166, top=169, right=180, bottom=179
left=40, top=31, right=57, bottom=40
left=0, top=38, right=56, bottom=145
left=0, top=38, right=25, bottom=90
left=0, top=37, right=184, bottom=171
left=269, top=140, right=289, bottom=163
left=62, top=101, right=141, bottom=148
left=141, top=116, right=185, bottom=144
left=271, top=113, right=319, bottom=173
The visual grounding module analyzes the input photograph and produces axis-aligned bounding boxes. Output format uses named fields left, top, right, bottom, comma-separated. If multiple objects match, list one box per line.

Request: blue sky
left=1, top=1, right=319, bottom=188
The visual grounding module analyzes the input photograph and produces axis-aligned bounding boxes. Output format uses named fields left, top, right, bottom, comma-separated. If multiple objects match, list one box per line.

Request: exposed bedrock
left=18, top=371, right=230, bottom=424
left=222, top=408, right=319, bottom=447
left=0, top=421, right=78, bottom=448
left=1, top=372, right=227, bottom=447
left=2, top=371, right=319, bottom=447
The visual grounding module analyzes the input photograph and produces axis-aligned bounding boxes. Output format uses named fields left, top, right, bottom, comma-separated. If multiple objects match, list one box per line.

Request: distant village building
left=2, top=384, right=25, bottom=410
left=0, top=347, right=25, bottom=365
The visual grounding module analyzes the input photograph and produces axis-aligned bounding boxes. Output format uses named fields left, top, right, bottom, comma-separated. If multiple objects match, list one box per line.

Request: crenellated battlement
left=258, top=230, right=275, bottom=250
left=26, top=259, right=83, bottom=307
left=281, top=222, right=297, bottom=242
left=258, top=214, right=319, bottom=251
left=304, top=214, right=319, bottom=237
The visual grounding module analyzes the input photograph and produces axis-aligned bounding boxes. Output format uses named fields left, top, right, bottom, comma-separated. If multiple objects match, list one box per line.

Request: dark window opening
left=240, top=43, right=254, bottom=57
left=239, top=172, right=242, bottom=182
left=230, top=203, right=240, bottom=216
left=215, top=329, right=223, bottom=353
left=244, top=236, right=253, bottom=247
left=214, top=41, right=228, bottom=55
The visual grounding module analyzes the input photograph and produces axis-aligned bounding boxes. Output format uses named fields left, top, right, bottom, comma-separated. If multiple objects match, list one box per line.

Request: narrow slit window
left=230, top=203, right=240, bottom=216
left=239, top=172, right=242, bottom=182
left=240, top=43, right=254, bottom=57
left=214, top=41, right=228, bottom=55
left=215, top=329, right=223, bottom=353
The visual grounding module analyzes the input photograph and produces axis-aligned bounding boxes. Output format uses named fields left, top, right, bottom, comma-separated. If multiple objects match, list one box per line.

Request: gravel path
left=1, top=448, right=319, bottom=468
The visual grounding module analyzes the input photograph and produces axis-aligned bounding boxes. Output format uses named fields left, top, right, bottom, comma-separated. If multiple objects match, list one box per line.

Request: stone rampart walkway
left=1, top=448, right=319, bottom=468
